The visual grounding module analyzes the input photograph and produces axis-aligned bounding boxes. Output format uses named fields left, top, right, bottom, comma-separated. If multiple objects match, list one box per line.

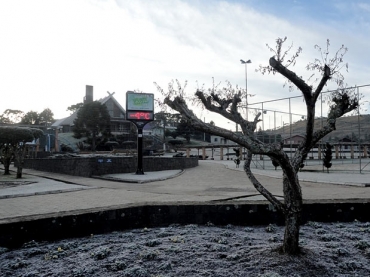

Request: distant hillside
left=268, top=114, right=370, bottom=142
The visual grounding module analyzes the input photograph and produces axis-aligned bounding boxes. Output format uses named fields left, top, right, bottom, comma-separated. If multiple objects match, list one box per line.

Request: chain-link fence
left=246, top=84, right=370, bottom=173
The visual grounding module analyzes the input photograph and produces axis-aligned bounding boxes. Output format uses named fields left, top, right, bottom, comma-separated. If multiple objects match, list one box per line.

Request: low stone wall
left=1, top=201, right=369, bottom=248
left=22, top=156, right=198, bottom=177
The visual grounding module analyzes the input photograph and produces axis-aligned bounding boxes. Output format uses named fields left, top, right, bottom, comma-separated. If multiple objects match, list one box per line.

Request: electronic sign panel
left=126, top=92, right=154, bottom=111
left=126, top=91, right=154, bottom=123
left=127, top=111, right=154, bottom=121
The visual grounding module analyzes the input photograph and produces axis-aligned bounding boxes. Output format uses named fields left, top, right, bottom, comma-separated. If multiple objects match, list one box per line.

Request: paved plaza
left=0, top=160, right=369, bottom=225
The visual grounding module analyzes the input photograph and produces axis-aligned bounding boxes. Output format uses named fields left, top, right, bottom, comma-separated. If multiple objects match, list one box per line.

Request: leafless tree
left=155, top=38, right=358, bottom=255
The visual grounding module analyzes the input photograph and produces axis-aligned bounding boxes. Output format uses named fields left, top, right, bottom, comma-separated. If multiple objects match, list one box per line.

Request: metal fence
left=188, top=85, right=369, bottom=173
left=245, top=84, right=370, bottom=173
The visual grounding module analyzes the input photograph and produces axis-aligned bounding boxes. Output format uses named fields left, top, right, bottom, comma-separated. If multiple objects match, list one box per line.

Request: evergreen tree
left=73, top=101, right=111, bottom=151
left=323, top=142, right=333, bottom=173
left=0, top=109, right=24, bottom=124
left=271, top=159, right=279, bottom=170
left=233, top=147, right=240, bottom=167
left=20, top=109, right=54, bottom=126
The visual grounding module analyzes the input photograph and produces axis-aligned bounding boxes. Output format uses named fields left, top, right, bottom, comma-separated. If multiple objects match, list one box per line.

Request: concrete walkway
left=0, top=160, right=369, bottom=224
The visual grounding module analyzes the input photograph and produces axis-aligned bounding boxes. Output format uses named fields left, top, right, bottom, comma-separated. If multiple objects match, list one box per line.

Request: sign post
left=126, top=91, right=154, bottom=175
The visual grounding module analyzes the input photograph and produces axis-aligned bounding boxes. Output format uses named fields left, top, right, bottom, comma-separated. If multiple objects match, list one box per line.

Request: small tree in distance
left=20, top=108, right=54, bottom=126
left=0, top=109, right=24, bottom=124
left=67, top=103, right=84, bottom=114
left=272, top=158, right=280, bottom=170
left=322, top=142, right=333, bottom=173
left=156, top=38, right=358, bottom=255
left=73, top=101, right=111, bottom=151
left=0, top=126, right=43, bottom=178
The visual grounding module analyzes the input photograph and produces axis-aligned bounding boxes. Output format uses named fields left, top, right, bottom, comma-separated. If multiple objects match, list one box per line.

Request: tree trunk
left=92, top=132, right=96, bottom=151
left=282, top=172, right=302, bottom=254
left=2, top=146, right=12, bottom=175
left=16, top=153, right=23, bottom=179
left=16, top=166, right=22, bottom=178
left=282, top=210, right=301, bottom=254
left=15, top=145, right=27, bottom=179
left=3, top=158, right=11, bottom=175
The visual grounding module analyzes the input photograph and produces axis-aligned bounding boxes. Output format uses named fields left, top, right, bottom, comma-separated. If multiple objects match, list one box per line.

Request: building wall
left=210, top=135, right=235, bottom=145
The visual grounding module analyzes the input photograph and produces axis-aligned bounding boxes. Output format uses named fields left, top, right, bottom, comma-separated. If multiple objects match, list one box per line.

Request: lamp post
left=240, top=59, right=251, bottom=121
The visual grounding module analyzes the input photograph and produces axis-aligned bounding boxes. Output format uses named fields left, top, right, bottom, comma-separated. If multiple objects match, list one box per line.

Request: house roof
left=281, top=134, right=305, bottom=140
left=52, top=92, right=126, bottom=127
left=52, top=112, right=78, bottom=127
left=99, top=94, right=126, bottom=117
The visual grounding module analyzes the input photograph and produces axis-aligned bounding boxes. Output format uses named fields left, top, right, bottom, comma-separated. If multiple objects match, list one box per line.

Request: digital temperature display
left=127, top=111, right=154, bottom=121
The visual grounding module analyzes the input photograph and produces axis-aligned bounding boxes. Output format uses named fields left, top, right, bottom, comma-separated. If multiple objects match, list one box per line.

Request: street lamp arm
left=240, top=59, right=251, bottom=64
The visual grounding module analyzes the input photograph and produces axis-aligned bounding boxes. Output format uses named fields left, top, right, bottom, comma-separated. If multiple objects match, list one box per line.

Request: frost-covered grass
left=1, top=222, right=370, bottom=276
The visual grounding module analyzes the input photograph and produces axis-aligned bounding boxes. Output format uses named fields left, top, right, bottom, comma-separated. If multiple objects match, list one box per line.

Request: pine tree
left=271, top=159, right=279, bottom=170
left=323, top=142, right=333, bottom=173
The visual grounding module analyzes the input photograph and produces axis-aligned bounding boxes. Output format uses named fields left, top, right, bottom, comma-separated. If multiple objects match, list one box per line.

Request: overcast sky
left=1, top=0, right=369, bottom=129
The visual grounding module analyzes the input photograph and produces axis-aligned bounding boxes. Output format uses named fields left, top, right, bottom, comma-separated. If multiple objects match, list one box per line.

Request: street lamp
left=240, top=59, right=251, bottom=120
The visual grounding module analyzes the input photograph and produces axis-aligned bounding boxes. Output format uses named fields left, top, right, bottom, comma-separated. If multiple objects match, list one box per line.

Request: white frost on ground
left=1, top=221, right=370, bottom=277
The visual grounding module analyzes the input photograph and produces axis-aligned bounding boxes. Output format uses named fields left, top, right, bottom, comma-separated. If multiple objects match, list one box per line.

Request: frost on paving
left=1, top=222, right=370, bottom=276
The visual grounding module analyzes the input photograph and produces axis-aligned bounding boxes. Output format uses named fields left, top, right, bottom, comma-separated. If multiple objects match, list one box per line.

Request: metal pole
left=245, top=63, right=248, bottom=121
left=204, top=117, right=206, bottom=141
left=240, top=59, right=251, bottom=121
left=262, top=102, right=264, bottom=169
left=163, top=117, right=166, bottom=151
left=320, top=93, right=323, bottom=161
left=136, top=127, right=144, bottom=175
left=274, top=111, right=276, bottom=143
left=358, top=86, right=362, bottom=173
left=289, top=98, right=292, bottom=159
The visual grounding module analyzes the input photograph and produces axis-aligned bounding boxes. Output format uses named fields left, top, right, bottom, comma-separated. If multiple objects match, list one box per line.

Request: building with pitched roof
left=52, top=85, right=131, bottom=135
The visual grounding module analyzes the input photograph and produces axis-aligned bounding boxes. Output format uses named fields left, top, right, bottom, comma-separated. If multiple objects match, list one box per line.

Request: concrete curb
left=92, top=169, right=185, bottom=184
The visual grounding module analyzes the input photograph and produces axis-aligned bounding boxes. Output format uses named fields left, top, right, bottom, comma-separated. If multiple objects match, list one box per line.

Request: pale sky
left=1, top=0, right=369, bottom=129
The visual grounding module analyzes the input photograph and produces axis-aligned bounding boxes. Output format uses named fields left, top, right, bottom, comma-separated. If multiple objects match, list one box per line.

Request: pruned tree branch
left=312, top=64, right=331, bottom=103
left=269, top=57, right=312, bottom=103
left=244, top=152, right=285, bottom=212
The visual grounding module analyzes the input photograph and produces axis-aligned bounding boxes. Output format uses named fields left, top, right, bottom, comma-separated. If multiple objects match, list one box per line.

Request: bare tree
left=156, top=38, right=358, bottom=255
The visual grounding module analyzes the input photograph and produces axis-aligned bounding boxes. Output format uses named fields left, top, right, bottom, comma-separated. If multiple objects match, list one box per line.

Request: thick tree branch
left=194, top=90, right=260, bottom=135
left=311, top=95, right=357, bottom=146
left=244, top=152, right=285, bottom=212
left=269, top=57, right=312, bottom=103
left=292, top=91, right=358, bottom=171
left=195, top=90, right=235, bottom=121
left=312, top=64, right=331, bottom=103
left=165, top=96, right=282, bottom=156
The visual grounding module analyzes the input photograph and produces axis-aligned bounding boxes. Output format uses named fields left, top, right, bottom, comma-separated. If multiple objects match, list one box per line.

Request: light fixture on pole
left=240, top=59, right=251, bottom=121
